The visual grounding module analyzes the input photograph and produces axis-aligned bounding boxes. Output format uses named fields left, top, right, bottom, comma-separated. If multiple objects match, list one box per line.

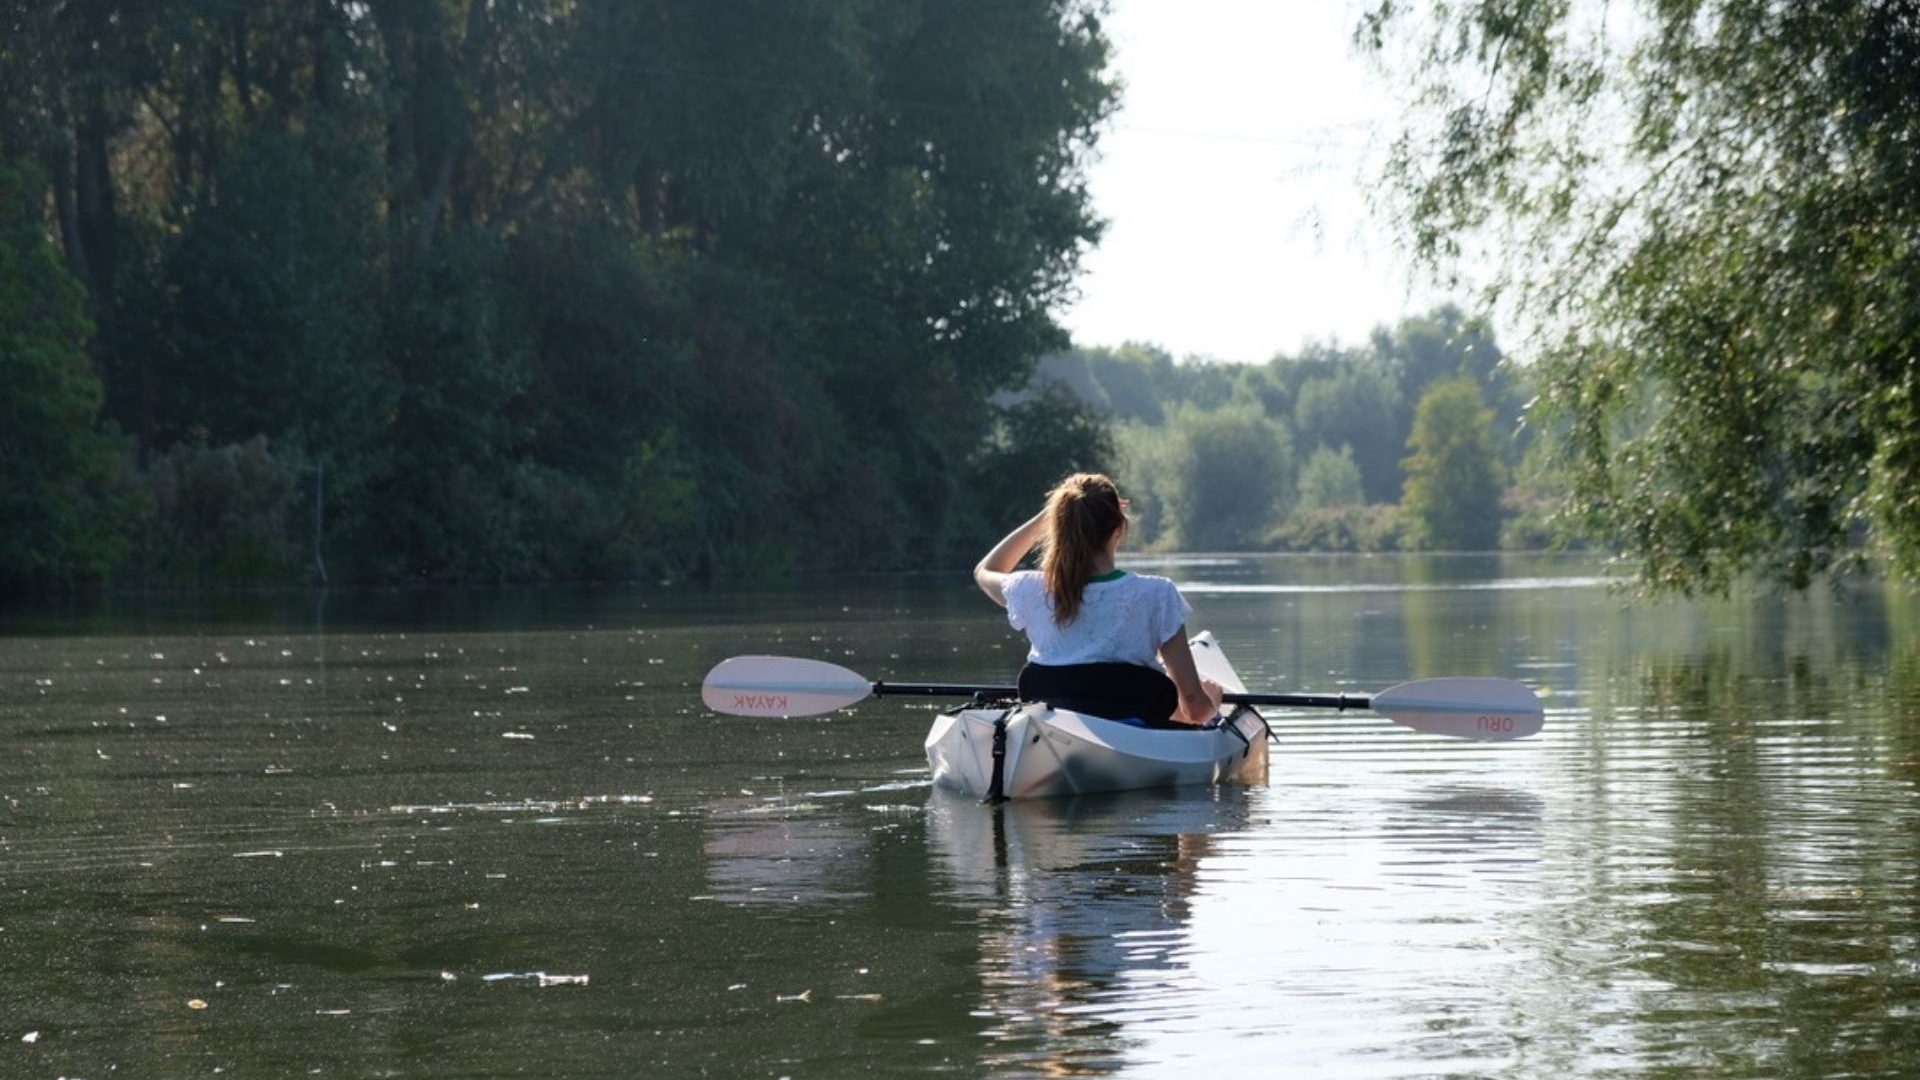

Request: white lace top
left=1002, top=570, right=1192, bottom=669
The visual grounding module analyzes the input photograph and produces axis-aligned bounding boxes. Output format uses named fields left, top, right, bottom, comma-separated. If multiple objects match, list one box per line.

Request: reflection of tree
left=1884, top=590, right=1920, bottom=790
left=1505, top=579, right=1920, bottom=1075
left=926, top=790, right=1249, bottom=1078
left=1397, top=560, right=1507, bottom=679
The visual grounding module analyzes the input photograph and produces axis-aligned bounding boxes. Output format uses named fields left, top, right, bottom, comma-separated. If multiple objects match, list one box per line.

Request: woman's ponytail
left=1039, top=473, right=1126, bottom=626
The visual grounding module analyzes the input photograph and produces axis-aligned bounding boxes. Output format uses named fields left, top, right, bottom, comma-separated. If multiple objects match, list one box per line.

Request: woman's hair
left=1039, top=473, right=1127, bottom=626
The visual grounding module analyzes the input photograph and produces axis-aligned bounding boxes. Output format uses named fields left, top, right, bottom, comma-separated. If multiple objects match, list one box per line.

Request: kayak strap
left=1221, top=705, right=1276, bottom=747
left=983, top=710, right=1013, bottom=804
left=1220, top=713, right=1251, bottom=750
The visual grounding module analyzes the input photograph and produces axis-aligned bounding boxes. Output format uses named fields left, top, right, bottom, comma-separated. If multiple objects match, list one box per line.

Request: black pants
left=1016, top=662, right=1182, bottom=729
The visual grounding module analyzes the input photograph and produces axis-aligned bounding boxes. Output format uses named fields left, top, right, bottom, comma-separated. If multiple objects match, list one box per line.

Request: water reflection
left=926, top=789, right=1251, bottom=1077
left=701, top=797, right=873, bottom=906
left=5, top=559, right=1919, bottom=1079
left=1387, top=785, right=1546, bottom=862
left=1507, top=621, right=1920, bottom=1078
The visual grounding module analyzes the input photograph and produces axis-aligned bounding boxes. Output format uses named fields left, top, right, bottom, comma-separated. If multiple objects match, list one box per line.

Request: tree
left=0, top=1, right=1121, bottom=585
left=1371, top=305, right=1527, bottom=466
left=1158, top=403, right=1294, bottom=550
left=1401, top=378, right=1505, bottom=551
left=0, top=163, right=133, bottom=589
left=1296, top=445, right=1365, bottom=515
left=1362, top=0, right=1920, bottom=592
left=1292, top=363, right=1403, bottom=502
left=966, top=382, right=1117, bottom=540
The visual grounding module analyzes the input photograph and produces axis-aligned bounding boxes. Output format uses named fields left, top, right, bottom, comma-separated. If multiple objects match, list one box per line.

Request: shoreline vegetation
left=14, top=3, right=1913, bottom=597
left=1, top=5, right=1554, bottom=596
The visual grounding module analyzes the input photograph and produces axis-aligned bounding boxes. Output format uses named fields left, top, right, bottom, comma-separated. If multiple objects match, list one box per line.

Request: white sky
left=1061, top=1, right=1437, bottom=363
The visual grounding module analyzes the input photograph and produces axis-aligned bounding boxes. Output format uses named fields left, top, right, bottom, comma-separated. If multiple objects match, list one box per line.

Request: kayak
left=923, top=632, right=1271, bottom=801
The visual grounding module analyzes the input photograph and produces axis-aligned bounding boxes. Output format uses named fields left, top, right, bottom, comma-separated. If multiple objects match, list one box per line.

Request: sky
left=1060, top=1, right=1437, bottom=364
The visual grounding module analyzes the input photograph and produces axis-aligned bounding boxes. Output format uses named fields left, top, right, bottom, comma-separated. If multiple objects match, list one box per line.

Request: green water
left=2, top=555, right=1916, bottom=1078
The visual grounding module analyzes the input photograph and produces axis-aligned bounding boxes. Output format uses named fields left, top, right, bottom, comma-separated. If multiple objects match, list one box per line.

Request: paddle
left=701, top=656, right=1544, bottom=740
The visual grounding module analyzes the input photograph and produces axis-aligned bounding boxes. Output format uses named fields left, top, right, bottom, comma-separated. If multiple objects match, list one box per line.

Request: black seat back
left=1016, top=662, right=1179, bottom=727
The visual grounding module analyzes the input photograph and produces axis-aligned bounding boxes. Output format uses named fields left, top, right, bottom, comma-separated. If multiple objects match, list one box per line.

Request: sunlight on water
left=1, top=560, right=1916, bottom=1078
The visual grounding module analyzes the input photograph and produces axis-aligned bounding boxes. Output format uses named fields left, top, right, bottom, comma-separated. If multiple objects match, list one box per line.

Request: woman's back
left=1002, top=570, right=1190, bottom=669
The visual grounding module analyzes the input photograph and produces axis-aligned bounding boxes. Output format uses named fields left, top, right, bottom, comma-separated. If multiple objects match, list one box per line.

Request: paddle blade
left=1370, top=677, right=1544, bottom=740
left=701, top=656, right=873, bottom=717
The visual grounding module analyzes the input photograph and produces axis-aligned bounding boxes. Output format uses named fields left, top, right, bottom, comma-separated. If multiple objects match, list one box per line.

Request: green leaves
left=0, top=162, right=136, bottom=589
left=1402, top=378, right=1506, bottom=550
left=3, top=1, right=1120, bottom=585
left=1368, top=0, right=1920, bottom=593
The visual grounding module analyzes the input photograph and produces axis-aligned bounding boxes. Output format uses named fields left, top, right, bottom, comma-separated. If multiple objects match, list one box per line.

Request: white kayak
left=924, top=632, right=1271, bottom=801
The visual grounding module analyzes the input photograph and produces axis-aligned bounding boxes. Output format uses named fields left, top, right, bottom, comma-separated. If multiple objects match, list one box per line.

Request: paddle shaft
left=872, top=681, right=1370, bottom=711
left=703, top=654, right=1540, bottom=737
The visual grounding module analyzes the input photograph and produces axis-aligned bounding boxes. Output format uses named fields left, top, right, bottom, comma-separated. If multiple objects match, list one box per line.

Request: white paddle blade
left=701, top=656, right=872, bottom=717
left=1370, top=677, right=1544, bottom=740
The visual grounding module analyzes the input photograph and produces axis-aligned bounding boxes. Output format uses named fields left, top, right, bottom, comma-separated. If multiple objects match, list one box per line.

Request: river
left=2, top=554, right=1915, bottom=1078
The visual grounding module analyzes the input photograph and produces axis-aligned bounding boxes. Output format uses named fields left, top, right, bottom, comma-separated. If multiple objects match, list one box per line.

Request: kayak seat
left=1016, top=662, right=1186, bottom=730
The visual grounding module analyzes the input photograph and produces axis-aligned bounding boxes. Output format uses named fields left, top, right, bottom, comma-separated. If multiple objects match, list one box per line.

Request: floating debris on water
left=480, top=972, right=589, bottom=987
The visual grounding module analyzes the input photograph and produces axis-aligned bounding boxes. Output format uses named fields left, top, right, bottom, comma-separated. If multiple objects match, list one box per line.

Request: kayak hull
left=925, top=704, right=1269, bottom=800
left=922, top=632, right=1270, bottom=800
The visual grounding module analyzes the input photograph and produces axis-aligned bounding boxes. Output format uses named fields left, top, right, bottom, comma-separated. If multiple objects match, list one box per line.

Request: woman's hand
left=1201, top=677, right=1226, bottom=713
left=1161, top=629, right=1224, bottom=726
left=1172, top=679, right=1225, bottom=727
left=973, top=510, right=1049, bottom=607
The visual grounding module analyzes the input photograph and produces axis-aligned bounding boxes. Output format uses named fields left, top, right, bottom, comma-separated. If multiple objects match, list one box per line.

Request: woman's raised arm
left=973, top=510, right=1048, bottom=607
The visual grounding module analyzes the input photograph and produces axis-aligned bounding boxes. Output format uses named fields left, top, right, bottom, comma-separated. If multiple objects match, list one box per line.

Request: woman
left=973, top=473, right=1224, bottom=728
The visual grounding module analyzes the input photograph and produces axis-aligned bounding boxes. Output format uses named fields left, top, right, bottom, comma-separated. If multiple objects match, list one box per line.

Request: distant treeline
left=0, top=1, right=1122, bottom=591
left=1030, top=306, right=1564, bottom=553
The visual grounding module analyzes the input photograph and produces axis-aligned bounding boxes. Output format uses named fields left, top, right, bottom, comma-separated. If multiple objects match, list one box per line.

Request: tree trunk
left=74, top=91, right=115, bottom=292
left=231, top=13, right=255, bottom=122
left=48, top=121, right=90, bottom=286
